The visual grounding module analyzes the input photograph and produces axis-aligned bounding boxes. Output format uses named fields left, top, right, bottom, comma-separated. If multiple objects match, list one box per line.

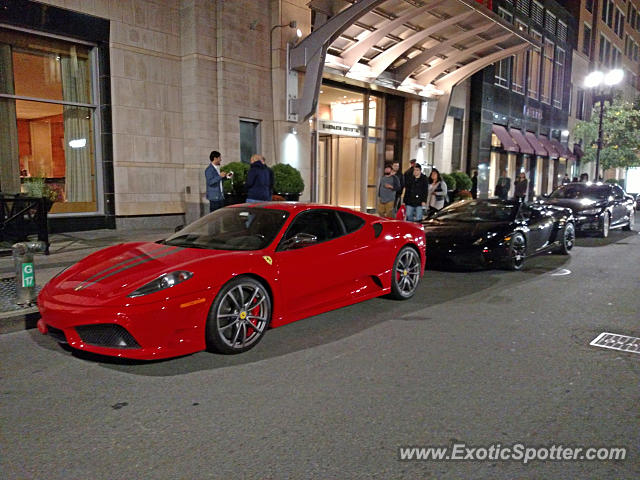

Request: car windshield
left=431, top=200, right=517, bottom=222
left=550, top=184, right=610, bottom=200
left=163, top=207, right=289, bottom=250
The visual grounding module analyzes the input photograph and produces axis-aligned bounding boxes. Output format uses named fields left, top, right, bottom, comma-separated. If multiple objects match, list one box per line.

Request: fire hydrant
left=12, top=241, right=48, bottom=305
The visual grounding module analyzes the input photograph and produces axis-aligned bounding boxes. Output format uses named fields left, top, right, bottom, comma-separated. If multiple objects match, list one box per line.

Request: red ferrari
left=37, top=203, right=425, bottom=359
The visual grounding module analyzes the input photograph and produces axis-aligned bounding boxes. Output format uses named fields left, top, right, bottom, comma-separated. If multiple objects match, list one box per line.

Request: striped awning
left=288, top=0, right=538, bottom=137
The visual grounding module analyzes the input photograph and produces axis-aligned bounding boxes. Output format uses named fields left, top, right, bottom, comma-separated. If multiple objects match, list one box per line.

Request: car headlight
left=581, top=208, right=601, bottom=215
left=128, top=271, right=193, bottom=298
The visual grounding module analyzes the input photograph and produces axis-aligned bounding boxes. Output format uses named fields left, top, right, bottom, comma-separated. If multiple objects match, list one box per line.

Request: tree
left=573, top=96, right=640, bottom=171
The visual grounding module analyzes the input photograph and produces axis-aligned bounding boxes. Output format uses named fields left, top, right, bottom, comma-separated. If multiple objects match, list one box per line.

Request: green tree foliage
left=573, top=96, right=640, bottom=171
left=221, top=162, right=249, bottom=195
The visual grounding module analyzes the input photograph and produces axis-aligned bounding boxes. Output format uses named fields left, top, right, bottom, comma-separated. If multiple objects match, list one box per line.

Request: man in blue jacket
left=246, top=154, right=272, bottom=203
left=205, top=151, right=231, bottom=212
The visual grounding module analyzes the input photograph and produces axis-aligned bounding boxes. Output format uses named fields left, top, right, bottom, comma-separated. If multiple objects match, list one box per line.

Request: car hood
left=43, top=242, right=241, bottom=305
left=423, top=220, right=510, bottom=241
left=540, top=198, right=605, bottom=211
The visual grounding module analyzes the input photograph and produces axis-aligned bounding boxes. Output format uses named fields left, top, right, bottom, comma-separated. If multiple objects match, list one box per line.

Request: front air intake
left=75, top=324, right=140, bottom=349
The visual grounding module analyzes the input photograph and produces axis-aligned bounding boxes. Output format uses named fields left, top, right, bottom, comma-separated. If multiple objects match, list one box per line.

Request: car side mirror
left=174, top=224, right=184, bottom=232
left=280, top=233, right=318, bottom=250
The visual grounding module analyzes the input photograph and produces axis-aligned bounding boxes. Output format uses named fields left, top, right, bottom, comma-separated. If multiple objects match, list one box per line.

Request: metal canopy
left=288, top=0, right=538, bottom=137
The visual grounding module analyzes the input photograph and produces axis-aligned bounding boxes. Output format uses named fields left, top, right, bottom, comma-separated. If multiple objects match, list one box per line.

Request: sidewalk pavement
left=0, top=227, right=174, bottom=334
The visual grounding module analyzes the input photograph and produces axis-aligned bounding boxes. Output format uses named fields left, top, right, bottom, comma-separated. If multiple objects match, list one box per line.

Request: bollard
left=12, top=241, right=48, bottom=305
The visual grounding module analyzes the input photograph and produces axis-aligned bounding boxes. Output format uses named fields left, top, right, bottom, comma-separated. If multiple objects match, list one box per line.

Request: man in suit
left=205, top=150, right=231, bottom=212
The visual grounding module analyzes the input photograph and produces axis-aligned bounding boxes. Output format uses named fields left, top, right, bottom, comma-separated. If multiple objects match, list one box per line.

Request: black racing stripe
left=75, top=246, right=183, bottom=290
left=74, top=244, right=174, bottom=290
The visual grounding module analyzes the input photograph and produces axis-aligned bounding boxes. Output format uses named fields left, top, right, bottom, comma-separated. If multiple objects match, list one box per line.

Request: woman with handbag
left=426, top=168, right=448, bottom=218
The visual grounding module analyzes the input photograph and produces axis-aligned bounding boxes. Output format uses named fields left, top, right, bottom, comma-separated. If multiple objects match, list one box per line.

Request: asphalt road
left=2, top=226, right=639, bottom=479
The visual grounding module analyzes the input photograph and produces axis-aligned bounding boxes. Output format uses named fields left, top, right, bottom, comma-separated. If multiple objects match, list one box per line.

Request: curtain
left=0, top=43, right=21, bottom=194
left=61, top=47, right=92, bottom=202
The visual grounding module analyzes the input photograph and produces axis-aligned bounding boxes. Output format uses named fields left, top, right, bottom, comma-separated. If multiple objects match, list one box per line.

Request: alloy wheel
left=391, top=247, right=421, bottom=299
left=210, top=278, right=271, bottom=353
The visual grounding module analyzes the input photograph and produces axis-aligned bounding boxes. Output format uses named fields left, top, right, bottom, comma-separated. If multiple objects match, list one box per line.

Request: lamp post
left=583, top=69, right=624, bottom=181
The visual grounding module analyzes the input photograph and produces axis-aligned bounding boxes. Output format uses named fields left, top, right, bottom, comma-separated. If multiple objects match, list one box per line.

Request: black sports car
left=538, top=182, right=635, bottom=237
left=422, top=199, right=574, bottom=270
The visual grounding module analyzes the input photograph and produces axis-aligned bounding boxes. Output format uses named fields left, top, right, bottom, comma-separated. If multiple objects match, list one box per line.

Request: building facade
left=468, top=0, right=578, bottom=200
left=564, top=0, right=640, bottom=182
left=5, top=0, right=633, bottom=234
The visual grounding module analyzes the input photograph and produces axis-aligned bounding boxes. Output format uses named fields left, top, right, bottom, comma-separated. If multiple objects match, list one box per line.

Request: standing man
left=403, top=159, right=417, bottom=192
left=403, top=164, right=428, bottom=222
left=377, top=164, right=400, bottom=218
left=246, top=154, right=271, bottom=203
left=392, top=160, right=404, bottom=214
left=205, top=150, right=231, bottom=213
left=261, top=155, right=275, bottom=199
left=494, top=169, right=511, bottom=200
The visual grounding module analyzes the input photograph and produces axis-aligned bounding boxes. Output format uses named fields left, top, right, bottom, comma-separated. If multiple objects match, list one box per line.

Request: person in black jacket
left=246, top=154, right=271, bottom=203
left=403, top=164, right=429, bottom=222
left=403, top=159, right=417, bottom=191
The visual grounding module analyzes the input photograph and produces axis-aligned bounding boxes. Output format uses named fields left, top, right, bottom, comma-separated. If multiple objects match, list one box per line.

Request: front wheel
left=622, top=210, right=634, bottom=231
left=390, top=246, right=421, bottom=300
left=505, top=233, right=526, bottom=271
left=206, top=276, right=271, bottom=354
left=556, top=222, right=575, bottom=255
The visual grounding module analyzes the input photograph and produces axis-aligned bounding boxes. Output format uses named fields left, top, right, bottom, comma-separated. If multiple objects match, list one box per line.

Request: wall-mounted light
left=289, top=127, right=298, bottom=135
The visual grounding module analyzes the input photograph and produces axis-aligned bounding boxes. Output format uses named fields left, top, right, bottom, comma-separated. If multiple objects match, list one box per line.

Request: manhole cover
left=590, top=332, right=640, bottom=354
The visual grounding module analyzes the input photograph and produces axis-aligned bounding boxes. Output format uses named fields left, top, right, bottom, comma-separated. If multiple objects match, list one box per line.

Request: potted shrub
left=450, top=171, right=472, bottom=191
left=21, top=176, right=59, bottom=211
left=441, top=173, right=456, bottom=205
left=273, top=163, right=304, bottom=201
left=221, top=161, right=249, bottom=205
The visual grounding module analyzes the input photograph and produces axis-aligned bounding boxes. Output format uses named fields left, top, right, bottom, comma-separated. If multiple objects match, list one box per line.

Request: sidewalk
left=0, top=227, right=174, bottom=334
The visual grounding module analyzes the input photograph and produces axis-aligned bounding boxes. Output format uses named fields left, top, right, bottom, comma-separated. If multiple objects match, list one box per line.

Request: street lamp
left=583, top=69, right=624, bottom=181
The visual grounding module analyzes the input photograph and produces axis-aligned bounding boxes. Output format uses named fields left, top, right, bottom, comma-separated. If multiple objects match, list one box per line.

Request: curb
left=0, top=308, right=40, bottom=334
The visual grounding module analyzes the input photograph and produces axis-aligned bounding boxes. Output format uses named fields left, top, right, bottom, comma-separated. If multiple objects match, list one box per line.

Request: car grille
left=75, top=324, right=140, bottom=349
left=48, top=325, right=67, bottom=343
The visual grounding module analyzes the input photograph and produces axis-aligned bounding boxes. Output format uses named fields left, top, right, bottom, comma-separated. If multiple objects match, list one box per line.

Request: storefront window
left=0, top=28, right=99, bottom=213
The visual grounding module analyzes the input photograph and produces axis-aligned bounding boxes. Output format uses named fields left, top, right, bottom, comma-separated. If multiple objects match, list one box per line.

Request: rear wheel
left=390, top=246, right=421, bottom=300
left=206, top=276, right=271, bottom=354
left=556, top=222, right=575, bottom=255
left=600, top=213, right=610, bottom=238
left=622, top=210, right=634, bottom=231
left=505, top=233, right=526, bottom=271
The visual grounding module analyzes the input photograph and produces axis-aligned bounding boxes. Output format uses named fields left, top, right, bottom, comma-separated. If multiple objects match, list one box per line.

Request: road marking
left=550, top=268, right=571, bottom=276
left=590, top=332, right=640, bottom=355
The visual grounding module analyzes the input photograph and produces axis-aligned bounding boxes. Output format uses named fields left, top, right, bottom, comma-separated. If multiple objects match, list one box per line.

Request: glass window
left=512, top=21, right=527, bottom=94
left=575, top=88, right=585, bottom=120
left=281, top=210, right=343, bottom=245
left=495, top=9, right=513, bottom=88
left=317, top=85, right=366, bottom=125
left=239, top=119, right=261, bottom=164
left=614, top=8, right=625, bottom=37
left=552, top=47, right=565, bottom=108
left=337, top=211, right=365, bottom=234
left=528, top=30, right=542, bottom=100
left=540, top=39, right=554, bottom=104
left=586, top=0, right=593, bottom=13
left=583, top=24, right=592, bottom=56
left=0, top=28, right=99, bottom=214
